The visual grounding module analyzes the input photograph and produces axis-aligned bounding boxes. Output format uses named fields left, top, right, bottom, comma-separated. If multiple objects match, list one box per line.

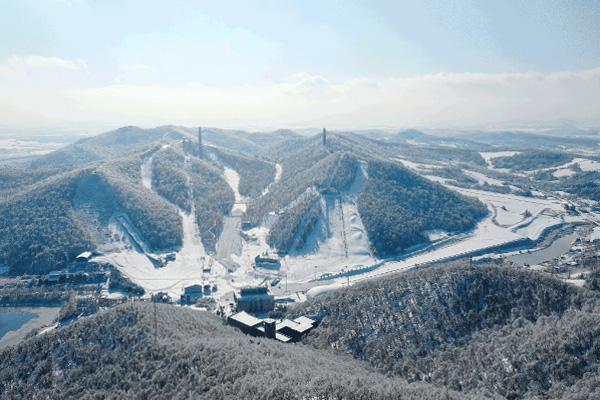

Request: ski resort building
left=227, top=311, right=316, bottom=343
left=181, top=284, right=203, bottom=304
left=254, top=254, right=281, bottom=270
left=234, top=287, right=275, bottom=312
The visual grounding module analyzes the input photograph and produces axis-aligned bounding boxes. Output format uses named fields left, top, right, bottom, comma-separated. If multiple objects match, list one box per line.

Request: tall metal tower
left=198, top=127, right=203, bottom=157
left=322, top=128, right=327, bottom=146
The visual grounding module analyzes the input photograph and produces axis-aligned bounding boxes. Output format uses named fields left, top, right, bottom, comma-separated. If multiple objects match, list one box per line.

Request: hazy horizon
left=2, top=0, right=600, bottom=136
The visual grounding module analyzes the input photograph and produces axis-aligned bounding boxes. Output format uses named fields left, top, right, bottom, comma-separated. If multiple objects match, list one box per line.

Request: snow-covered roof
left=76, top=251, right=93, bottom=260
left=229, top=311, right=263, bottom=327
left=276, top=333, right=292, bottom=343
left=277, top=319, right=314, bottom=334
left=293, top=316, right=315, bottom=326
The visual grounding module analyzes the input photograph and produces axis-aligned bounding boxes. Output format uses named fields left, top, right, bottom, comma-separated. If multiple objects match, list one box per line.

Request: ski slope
left=95, top=153, right=225, bottom=300
left=284, top=163, right=376, bottom=282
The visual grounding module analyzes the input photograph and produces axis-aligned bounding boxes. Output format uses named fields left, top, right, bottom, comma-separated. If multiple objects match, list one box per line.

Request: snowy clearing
left=464, top=170, right=506, bottom=187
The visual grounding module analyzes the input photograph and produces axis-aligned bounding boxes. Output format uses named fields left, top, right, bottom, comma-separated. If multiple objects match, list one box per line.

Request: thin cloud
left=1, top=55, right=599, bottom=132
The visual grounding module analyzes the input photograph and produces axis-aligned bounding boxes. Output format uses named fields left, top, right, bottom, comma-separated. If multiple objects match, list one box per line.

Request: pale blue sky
left=1, top=0, right=600, bottom=133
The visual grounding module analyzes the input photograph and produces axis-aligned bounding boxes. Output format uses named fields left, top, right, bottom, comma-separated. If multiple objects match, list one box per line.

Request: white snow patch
left=589, top=227, right=600, bottom=242
left=223, top=167, right=247, bottom=214
left=552, top=168, right=576, bottom=178
left=140, top=156, right=153, bottom=190
left=480, top=151, right=520, bottom=173
left=464, top=170, right=506, bottom=187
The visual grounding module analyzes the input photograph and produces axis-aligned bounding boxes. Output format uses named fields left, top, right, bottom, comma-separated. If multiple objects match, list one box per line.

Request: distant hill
left=0, top=303, right=478, bottom=400
left=296, top=264, right=600, bottom=400
left=29, top=126, right=187, bottom=169
left=462, top=131, right=600, bottom=151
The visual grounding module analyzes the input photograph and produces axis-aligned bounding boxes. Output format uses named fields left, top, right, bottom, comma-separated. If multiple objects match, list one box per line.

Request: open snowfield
left=464, top=170, right=506, bottom=187
left=394, top=157, right=442, bottom=172
left=0, top=138, right=64, bottom=160
left=480, top=151, right=519, bottom=168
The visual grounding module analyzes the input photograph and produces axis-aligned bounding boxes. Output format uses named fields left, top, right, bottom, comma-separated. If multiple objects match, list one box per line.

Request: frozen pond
left=506, top=233, right=577, bottom=266
left=0, top=307, right=60, bottom=348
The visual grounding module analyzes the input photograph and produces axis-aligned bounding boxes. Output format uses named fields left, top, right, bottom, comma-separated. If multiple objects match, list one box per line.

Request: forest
left=0, top=158, right=183, bottom=275
left=188, top=158, right=235, bottom=253
left=295, top=263, right=600, bottom=400
left=357, top=160, right=488, bottom=256
left=492, top=150, right=573, bottom=171
left=0, top=302, right=480, bottom=400
left=210, top=147, right=276, bottom=198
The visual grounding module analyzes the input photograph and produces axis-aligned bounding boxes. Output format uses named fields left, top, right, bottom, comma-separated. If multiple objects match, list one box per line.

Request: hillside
left=357, top=160, right=488, bottom=255
left=0, top=156, right=182, bottom=275
left=296, top=264, right=600, bottom=399
left=247, top=134, right=487, bottom=256
left=0, top=303, right=481, bottom=400
left=29, top=126, right=186, bottom=169
left=492, top=150, right=574, bottom=171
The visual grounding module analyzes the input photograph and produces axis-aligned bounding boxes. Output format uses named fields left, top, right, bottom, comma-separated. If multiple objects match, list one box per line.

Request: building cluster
left=180, top=282, right=217, bottom=304
left=227, top=311, right=316, bottom=343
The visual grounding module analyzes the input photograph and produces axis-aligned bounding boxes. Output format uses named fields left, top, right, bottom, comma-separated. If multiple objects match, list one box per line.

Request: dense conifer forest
left=296, top=263, right=600, bottom=399
left=357, top=161, right=488, bottom=255
left=0, top=302, right=482, bottom=400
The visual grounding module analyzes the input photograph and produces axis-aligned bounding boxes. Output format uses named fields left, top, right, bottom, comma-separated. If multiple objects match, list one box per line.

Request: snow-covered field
left=480, top=151, right=520, bottom=171
left=464, top=170, right=506, bottom=187
left=394, top=157, right=442, bottom=171
left=0, top=138, right=64, bottom=160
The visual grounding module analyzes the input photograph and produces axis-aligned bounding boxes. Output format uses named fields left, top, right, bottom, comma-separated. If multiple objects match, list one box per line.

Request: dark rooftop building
left=254, top=255, right=281, bottom=270
left=235, top=286, right=275, bottom=313
left=181, top=284, right=203, bottom=304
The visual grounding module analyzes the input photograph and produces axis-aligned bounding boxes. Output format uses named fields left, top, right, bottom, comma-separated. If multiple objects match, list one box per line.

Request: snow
left=262, top=163, right=283, bottom=196
left=529, top=157, right=600, bottom=178
left=96, top=154, right=229, bottom=300
left=0, top=138, right=64, bottom=160
left=424, top=175, right=452, bottom=184
left=480, top=151, right=520, bottom=172
left=217, top=167, right=248, bottom=270
left=576, top=158, right=600, bottom=172
left=464, top=170, right=506, bottom=187
left=590, top=227, right=600, bottom=242
left=140, top=156, right=153, bottom=190
left=394, top=157, right=441, bottom=171
left=306, top=185, right=583, bottom=291
left=424, top=230, right=449, bottom=242
left=552, top=168, right=576, bottom=178
left=223, top=167, right=247, bottom=214
left=283, top=163, right=377, bottom=282
left=306, top=282, right=344, bottom=298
